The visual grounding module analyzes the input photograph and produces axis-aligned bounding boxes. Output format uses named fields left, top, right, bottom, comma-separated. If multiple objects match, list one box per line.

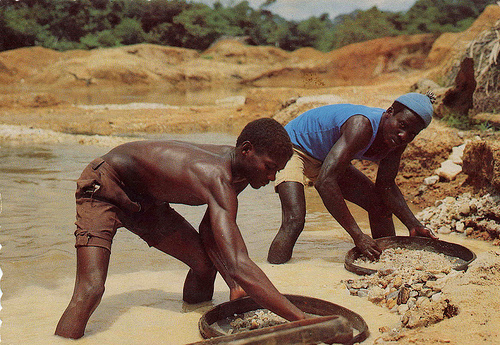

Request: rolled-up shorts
left=74, top=158, right=181, bottom=252
left=275, top=146, right=323, bottom=188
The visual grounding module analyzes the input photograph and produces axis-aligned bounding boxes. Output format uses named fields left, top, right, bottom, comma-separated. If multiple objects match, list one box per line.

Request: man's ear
left=385, top=106, right=395, bottom=117
left=240, top=141, right=254, bottom=156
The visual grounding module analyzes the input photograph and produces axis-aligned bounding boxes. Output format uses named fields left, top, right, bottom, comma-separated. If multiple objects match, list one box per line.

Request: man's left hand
left=409, top=226, right=438, bottom=239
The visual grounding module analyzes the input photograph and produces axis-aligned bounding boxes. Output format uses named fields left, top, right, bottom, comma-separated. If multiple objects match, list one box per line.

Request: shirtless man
left=267, top=93, right=439, bottom=264
left=55, top=118, right=305, bottom=339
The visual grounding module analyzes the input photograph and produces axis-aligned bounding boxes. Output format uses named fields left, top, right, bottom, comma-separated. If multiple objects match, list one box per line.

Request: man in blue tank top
left=268, top=93, right=438, bottom=264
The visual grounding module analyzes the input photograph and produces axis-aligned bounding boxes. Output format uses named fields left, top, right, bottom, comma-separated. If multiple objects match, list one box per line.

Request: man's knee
left=282, top=209, right=306, bottom=230
left=74, top=279, right=105, bottom=306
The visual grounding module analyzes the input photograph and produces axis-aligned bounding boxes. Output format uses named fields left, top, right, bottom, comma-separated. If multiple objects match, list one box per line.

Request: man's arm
left=201, top=174, right=305, bottom=321
left=199, top=211, right=247, bottom=300
left=314, top=116, right=381, bottom=259
left=376, top=148, right=438, bottom=238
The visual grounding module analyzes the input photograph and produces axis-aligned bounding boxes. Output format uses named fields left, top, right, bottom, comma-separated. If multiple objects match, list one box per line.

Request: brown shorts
left=74, top=158, right=179, bottom=252
left=275, top=146, right=323, bottom=188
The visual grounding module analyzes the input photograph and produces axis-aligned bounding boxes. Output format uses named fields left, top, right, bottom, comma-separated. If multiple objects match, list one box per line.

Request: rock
left=431, top=292, right=443, bottom=302
left=387, top=290, right=399, bottom=300
left=397, top=285, right=411, bottom=305
left=425, top=279, right=445, bottom=292
left=458, top=203, right=471, bottom=215
left=368, top=286, right=385, bottom=303
left=386, top=298, right=397, bottom=310
left=435, top=57, right=476, bottom=119
left=462, top=140, right=500, bottom=193
left=407, top=297, right=417, bottom=309
left=357, top=289, right=369, bottom=298
left=449, top=144, right=466, bottom=165
left=435, top=160, right=462, bottom=181
left=398, top=303, right=409, bottom=315
left=424, top=175, right=440, bottom=185
left=438, top=225, right=452, bottom=234
left=455, top=221, right=465, bottom=232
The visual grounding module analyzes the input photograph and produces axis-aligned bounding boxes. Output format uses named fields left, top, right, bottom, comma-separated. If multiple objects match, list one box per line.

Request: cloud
left=196, top=0, right=416, bottom=20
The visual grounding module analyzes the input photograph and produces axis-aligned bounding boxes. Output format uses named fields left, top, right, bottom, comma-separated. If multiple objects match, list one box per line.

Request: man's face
left=383, top=108, right=426, bottom=149
left=242, top=147, right=287, bottom=189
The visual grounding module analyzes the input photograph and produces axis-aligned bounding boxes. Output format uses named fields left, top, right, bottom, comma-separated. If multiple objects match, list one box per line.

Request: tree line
left=0, top=0, right=495, bottom=53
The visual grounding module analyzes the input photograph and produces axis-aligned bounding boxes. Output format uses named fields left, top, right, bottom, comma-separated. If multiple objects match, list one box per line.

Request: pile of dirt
left=0, top=33, right=438, bottom=90
left=417, top=193, right=500, bottom=243
left=376, top=250, right=500, bottom=344
left=424, top=4, right=500, bottom=78
left=0, top=46, right=64, bottom=83
left=203, top=39, right=290, bottom=64
left=241, top=34, right=438, bottom=88
left=462, top=140, right=500, bottom=192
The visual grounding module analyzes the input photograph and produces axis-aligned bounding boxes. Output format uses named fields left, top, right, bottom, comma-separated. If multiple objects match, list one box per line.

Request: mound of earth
left=241, top=33, right=438, bottom=88
left=424, top=4, right=500, bottom=82
left=0, top=33, right=438, bottom=90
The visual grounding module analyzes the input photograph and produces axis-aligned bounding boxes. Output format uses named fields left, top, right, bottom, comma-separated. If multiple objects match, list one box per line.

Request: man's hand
left=354, top=233, right=382, bottom=261
left=409, top=226, right=438, bottom=239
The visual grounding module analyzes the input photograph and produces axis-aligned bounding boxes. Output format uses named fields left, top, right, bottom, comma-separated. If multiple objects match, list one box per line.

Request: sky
left=194, top=0, right=418, bottom=21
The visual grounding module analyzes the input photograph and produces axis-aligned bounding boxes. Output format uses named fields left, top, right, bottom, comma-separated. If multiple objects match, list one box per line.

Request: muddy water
left=6, top=85, right=247, bottom=106
left=0, top=134, right=496, bottom=345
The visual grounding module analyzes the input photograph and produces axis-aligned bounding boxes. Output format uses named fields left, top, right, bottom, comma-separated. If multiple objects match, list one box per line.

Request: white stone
left=435, top=160, right=462, bottom=181
left=431, top=292, right=443, bottom=302
left=438, top=225, right=452, bottom=234
left=424, top=175, right=440, bottom=185
left=397, top=304, right=409, bottom=315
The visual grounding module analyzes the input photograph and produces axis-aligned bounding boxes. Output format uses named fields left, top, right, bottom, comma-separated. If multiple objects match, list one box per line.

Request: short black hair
left=236, top=118, right=293, bottom=163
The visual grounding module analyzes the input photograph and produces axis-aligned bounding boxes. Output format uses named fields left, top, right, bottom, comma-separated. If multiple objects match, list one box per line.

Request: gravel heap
left=417, top=193, right=500, bottom=244
left=228, top=309, right=287, bottom=334
left=344, top=248, right=459, bottom=329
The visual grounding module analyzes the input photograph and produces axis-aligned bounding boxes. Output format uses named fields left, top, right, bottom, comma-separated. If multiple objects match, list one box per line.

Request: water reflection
left=2, top=85, right=248, bottom=106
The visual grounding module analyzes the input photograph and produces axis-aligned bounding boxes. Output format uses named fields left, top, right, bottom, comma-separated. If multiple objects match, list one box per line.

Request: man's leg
left=267, top=181, right=306, bottom=264
left=147, top=208, right=217, bottom=304
left=337, top=165, right=395, bottom=238
left=55, top=246, right=110, bottom=339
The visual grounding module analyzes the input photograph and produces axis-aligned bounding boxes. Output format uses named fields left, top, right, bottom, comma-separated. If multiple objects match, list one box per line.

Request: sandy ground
left=1, top=82, right=500, bottom=345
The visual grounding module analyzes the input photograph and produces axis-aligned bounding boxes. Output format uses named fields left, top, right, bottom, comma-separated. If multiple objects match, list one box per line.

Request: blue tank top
left=285, top=104, right=384, bottom=161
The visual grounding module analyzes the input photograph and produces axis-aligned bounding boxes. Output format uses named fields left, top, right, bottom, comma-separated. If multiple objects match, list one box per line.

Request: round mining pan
left=198, top=294, right=369, bottom=344
left=344, top=236, right=477, bottom=276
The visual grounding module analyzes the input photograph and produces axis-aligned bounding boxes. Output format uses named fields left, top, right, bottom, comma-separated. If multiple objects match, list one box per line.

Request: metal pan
left=196, top=294, right=369, bottom=345
left=344, top=236, right=477, bottom=276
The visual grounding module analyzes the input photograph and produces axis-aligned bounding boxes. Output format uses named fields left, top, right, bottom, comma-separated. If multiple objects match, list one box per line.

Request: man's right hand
left=354, top=233, right=381, bottom=261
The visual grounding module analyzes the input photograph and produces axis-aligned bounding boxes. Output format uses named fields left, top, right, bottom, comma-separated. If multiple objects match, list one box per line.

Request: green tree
left=331, top=7, right=400, bottom=49
left=173, top=3, right=244, bottom=49
left=113, top=17, right=149, bottom=45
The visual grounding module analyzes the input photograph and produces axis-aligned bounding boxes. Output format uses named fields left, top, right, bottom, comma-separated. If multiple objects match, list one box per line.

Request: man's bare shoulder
left=103, top=140, right=238, bottom=204
left=341, top=114, right=373, bottom=133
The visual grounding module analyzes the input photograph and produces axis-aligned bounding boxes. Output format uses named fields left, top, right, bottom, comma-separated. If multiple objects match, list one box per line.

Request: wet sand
left=1, top=133, right=497, bottom=345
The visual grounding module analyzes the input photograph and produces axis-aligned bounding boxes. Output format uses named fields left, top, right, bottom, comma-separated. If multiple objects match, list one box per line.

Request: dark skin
left=55, top=140, right=305, bottom=339
left=268, top=106, right=438, bottom=264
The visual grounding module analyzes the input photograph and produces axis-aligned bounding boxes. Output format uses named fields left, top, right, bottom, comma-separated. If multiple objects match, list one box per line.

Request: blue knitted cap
left=395, top=93, right=433, bottom=127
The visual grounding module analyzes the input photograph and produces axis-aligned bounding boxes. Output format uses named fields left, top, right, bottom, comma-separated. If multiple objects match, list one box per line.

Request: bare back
left=102, top=140, right=240, bottom=206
